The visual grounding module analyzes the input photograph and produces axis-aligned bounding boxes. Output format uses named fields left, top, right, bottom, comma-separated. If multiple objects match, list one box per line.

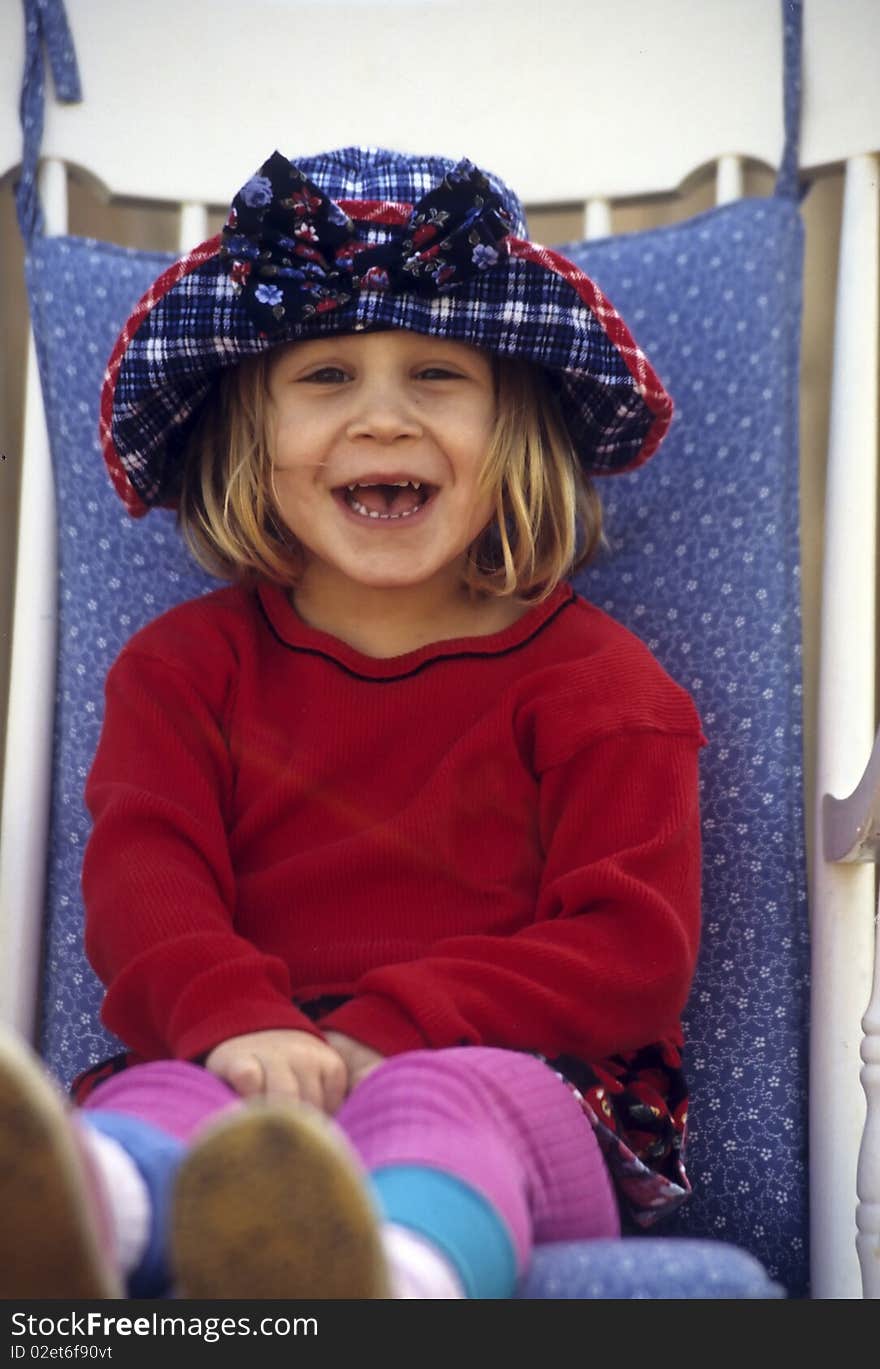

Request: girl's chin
left=301, top=555, right=470, bottom=597
left=335, top=567, right=455, bottom=593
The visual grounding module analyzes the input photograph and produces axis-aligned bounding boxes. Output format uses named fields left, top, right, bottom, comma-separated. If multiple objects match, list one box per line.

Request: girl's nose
left=345, top=380, right=423, bottom=443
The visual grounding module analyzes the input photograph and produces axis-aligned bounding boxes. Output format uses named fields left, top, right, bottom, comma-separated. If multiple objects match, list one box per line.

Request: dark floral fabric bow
left=219, top=151, right=513, bottom=333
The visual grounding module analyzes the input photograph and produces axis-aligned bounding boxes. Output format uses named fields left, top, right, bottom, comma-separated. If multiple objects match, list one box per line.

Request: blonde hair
left=178, top=346, right=603, bottom=600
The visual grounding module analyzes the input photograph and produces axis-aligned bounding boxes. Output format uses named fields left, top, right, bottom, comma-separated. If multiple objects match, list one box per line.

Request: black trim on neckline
left=256, top=590, right=577, bottom=683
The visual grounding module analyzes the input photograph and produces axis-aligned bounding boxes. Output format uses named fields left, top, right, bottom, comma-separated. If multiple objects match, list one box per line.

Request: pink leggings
left=83, top=1047, right=619, bottom=1280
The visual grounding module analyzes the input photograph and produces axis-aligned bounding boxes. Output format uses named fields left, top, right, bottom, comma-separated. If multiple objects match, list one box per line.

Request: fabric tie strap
left=773, top=0, right=811, bottom=204
left=219, top=151, right=514, bottom=334
left=16, top=0, right=82, bottom=241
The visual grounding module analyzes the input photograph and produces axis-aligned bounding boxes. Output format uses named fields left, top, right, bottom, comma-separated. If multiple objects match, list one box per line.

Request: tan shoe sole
left=170, top=1102, right=390, bottom=1299
left=0, top=1030, right=122, bottom=1298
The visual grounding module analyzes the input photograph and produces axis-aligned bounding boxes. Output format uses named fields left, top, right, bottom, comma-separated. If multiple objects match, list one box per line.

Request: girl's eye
left=416, top=367, right=461, bottom=380
left=301, top=366, right=350, bottom=384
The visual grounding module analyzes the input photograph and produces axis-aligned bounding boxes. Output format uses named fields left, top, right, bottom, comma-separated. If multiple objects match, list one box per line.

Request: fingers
left=321, top=1055, right=348, bottom=1115
left=210, top=1048, right=347, bottom=1112
left=322, top=1033, right=384, bottom=1098
left=203, top=1032, right=349, bottom=1112
left=262, top=1056, right=324, bottom=1108
left=214, top=1052, right=265, bottom=1099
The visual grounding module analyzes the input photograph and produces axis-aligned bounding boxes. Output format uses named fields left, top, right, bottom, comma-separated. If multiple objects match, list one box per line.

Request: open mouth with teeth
left=338, top=479, right=435, bottom=521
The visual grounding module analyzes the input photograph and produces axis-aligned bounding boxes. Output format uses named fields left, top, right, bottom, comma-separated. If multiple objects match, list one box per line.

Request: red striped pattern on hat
left=100, top=235, right=223, bottom=516
left=339, top=201, right=411, bottom=223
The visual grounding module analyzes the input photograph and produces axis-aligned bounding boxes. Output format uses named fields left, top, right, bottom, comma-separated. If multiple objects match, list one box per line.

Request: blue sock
left=370, top=1165, right=518, bottom=1299
left=85, top=1111, right=185, bottom=1298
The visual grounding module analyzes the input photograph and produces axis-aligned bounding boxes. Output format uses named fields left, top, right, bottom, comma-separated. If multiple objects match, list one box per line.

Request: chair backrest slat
left=715, top=155, right=745, bottom=205
left=38, top=157, right=68, bottom=237
left=581, top=199, right=612, bottom=242
left=0, top=148, right=69, bottom=1039
left=0, top=332, right=58, bottom=1042
left=813, top=149, right=880, bottom=1299
left=177, top=203, right=209, bottom=254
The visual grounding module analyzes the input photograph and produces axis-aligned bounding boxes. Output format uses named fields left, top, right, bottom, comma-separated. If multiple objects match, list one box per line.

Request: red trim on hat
left=99, top=234, right=224, bottom=516
left=339, top=200, right=412, bottom=224
left=507, top=239, right=674, bottom=471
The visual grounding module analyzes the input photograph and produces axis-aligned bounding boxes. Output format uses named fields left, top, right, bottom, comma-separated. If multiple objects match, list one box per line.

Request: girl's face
left=266, top=330, right=497, bottom=599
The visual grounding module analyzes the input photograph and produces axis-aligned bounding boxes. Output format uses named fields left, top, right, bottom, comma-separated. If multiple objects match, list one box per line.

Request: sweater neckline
left=256, top=581, right=575, bottom=681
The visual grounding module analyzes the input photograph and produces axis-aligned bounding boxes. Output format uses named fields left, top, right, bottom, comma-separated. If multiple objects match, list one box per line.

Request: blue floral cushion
left=518, top=1239, right=784, bottom=1299
left=563, top=194, right=809, bottom=1296
left=25, top=184, right=806, bottom=1297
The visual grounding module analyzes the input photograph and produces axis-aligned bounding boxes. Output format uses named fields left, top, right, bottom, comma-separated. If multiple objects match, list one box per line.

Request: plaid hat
left=100, top=146, right=674, bottom=516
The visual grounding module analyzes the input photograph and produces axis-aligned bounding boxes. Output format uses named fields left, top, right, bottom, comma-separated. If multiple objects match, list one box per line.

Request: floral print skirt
left=542, top=1040, right=691, bottom=1226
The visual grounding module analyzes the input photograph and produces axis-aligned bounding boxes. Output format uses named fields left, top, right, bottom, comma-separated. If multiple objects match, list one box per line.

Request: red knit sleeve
left=317, top=725, right=703, bottom=1060
left=82, top=638, right=322, bottom=1060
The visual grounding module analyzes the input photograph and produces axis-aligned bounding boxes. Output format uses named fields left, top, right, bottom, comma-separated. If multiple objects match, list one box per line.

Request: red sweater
left=82, top=580, right=705, bottom=1070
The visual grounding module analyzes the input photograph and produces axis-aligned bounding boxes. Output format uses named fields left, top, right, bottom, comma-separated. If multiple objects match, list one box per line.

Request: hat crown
left=290, top=145, right=528, bottom=238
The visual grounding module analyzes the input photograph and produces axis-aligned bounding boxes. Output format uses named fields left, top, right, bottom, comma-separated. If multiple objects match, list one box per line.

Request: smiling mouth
left=337, top=479, right=435, bottom=521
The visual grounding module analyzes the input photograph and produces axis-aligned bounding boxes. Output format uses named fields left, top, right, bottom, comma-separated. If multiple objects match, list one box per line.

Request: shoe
left=0, top=1028, right=122, bottom=1297
left=170, top=1101, right=390, bottom=1298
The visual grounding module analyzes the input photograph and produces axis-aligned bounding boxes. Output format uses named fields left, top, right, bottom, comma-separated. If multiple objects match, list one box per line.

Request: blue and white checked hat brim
left=101, top=147, right=673, bottom=516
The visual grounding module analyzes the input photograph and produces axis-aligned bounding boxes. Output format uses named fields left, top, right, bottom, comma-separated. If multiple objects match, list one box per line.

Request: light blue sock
left=85, top=1111, right=184, bottom=1298
left=370, top=1165, right=518, bottom=1299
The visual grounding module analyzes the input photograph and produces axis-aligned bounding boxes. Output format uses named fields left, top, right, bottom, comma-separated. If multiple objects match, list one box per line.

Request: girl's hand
left=323, top=1032, right=385, bottom=1092
left=204, top=1028, right=347, bottom=1112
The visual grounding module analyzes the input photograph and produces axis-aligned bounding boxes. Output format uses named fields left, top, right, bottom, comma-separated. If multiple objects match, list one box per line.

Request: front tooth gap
left=348, top=479, right=422, bottom=489
left=348, top=498, right=420, bottom=520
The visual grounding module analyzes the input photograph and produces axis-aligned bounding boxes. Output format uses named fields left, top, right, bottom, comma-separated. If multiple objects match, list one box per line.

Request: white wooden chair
left=1, top=0, right=878, bottom=1298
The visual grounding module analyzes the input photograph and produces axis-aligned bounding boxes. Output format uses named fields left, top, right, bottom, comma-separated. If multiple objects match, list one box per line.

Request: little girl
left=1, top=146, right=704, bottom=1300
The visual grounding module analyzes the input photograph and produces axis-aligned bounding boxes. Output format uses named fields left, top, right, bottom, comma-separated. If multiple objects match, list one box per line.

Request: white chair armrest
left=824, top=726, right=880, bottom=862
